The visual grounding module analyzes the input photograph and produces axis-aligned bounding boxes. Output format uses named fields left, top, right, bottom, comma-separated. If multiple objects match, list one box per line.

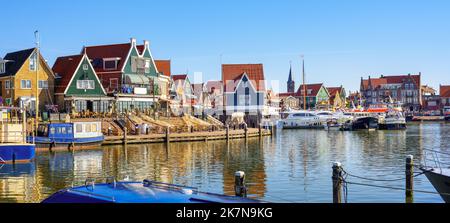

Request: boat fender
left=181, top=189, right=193, bottom=195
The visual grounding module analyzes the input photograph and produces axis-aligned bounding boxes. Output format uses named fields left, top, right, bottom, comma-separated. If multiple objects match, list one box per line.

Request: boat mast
left=302, top=55, right=306, bottom=110
left=34, top=30, right=39, bottom=134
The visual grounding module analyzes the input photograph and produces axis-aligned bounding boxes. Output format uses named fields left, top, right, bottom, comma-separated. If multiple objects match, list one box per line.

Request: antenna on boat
left=301, top=55, right=306, bottom=110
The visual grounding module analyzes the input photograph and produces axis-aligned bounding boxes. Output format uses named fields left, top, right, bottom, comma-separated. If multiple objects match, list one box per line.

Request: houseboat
left=0, top=107, right=35, bottom=164
left=279, top=110, right=324, bottom=129
left=27, top=121, right=104, bottom=151
left=42, top=179, right=264, bottom=203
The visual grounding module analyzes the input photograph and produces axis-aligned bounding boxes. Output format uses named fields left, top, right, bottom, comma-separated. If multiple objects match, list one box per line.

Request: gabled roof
left=52, top=54, right=84, bottom=94
left=296, top=83, right=325, bottom=97
left=278, top=92, right=297, bottom=98
left=155, top=60, right=171, bottom=77
left=191, top=83, right=205, bottom=98
left=84, top=43, right=131, bottom=73
left=172, top=74, right=188, bottom=81
left=205, top=80, right=223, bottom=93
left=327, top=87, right=343, bottom=98
left=1, top=48, right=35, bottom=77
left=361, top=74, right=421, bottom=90
left=441, top=85, right=450, bottom=98
left=222, top=64, right=265, bottom=92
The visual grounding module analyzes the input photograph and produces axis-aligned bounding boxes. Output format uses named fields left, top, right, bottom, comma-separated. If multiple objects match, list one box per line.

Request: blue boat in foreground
left=42, top=179, right=264, bottom=203
left=27, top=121, right=104, bottom=151
left=0, top=106, right=35, bottom=164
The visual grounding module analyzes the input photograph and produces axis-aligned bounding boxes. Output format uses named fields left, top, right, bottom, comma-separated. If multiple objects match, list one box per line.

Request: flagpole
left=34, top=30, right=39, bottom=134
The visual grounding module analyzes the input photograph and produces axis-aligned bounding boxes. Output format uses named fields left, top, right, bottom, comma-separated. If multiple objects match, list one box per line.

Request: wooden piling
left=258, top=124, right=262, bottom=138
left=123, top=127, right=127, bottom=145
left=244, top=123, right=248, bottom=140
left=165, top=127, right=170, bottom=144
left=226, top=125, right=230, bottom=141
left=234, top=171, right=247, bottom=197
left=405, top=155, right=414, bottom=202
left=332, top=162, right=343, bottom=203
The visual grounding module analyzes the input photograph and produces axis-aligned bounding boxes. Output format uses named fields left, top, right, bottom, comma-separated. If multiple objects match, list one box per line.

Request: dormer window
left=103, top=58, right=119, bottom=70
left=0, top=62, right=5, bottom=74
left=29, top=52, right=37, bottom=71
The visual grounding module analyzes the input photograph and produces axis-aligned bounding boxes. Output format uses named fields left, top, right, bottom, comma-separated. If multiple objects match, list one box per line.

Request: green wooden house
left=53, top=53, right=110, bottom=113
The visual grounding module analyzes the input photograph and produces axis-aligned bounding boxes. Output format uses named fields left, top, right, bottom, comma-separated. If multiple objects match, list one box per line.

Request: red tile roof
left=326, top=87, right=342, bottom=97
left=155, top=60, right=171, bottom=77
left=222, top=64, right=265, bottom=92
left=441, top=85, right=450, bottom=98
left=84, top=43, right=131, bottom=73
left=296, top=83, right=324, bottom=97
left=277, top=92, right=297, bottom=98
left=172, top=74, right=188, bottom=81
left=52, top=55, right=84, bottom=94
left=361, top=74, right=421, bottom=90
left=136, top=45, right=145, bottom=55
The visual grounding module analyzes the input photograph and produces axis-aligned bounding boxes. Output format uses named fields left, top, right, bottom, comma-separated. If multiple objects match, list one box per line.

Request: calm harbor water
left=0, top=122, right=449, bottom=203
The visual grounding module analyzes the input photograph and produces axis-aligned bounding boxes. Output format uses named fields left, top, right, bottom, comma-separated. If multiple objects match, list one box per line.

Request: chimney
left=130, top=37, right=136, bottom=46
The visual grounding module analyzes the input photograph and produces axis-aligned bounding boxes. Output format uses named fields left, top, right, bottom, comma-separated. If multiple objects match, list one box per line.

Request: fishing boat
left=279, top=110, right=324, bottom=129
left=0, top=107, right=35, bottom=164
left=378, top=111, right=407, bottom=130
left=27, top=121, right=104, bottom=151
left=42, top=179, right=264, bottom=203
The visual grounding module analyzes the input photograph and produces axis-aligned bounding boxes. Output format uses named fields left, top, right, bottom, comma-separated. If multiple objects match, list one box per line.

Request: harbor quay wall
left=102, top=128, right=271, bottom=145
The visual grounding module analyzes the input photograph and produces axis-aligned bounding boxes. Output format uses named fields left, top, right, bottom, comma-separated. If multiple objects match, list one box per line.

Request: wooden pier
left=102, top=128, right=271, bottom=145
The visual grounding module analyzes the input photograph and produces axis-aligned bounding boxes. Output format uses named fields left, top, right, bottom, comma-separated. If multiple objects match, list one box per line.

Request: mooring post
left=258, top=124, right=262, bottom=138
left=165, top=127, right=170, bottom=144
left=234, top=171, right=247, bottom=197
left=123, top=127, right=127, bottom=145
left=226, top=124, right=230, bottom=141
left=406, top=155, right=414, bottom=202
left=244, top=123, right=248, bottom=140
left=332, top=162, right=343, bottom=203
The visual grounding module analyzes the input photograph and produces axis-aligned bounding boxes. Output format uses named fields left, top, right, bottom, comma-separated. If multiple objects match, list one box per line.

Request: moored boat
left=420, top=167, right=450, bottom=203
left=0, top=106, right=35, bottom=164
left=279, top=110, right=324, bottom=129
left=378, top=111, right=407, bottom=130
left=27, top=121, right=104, bottom=151
left=341, top=116, right=378, bottom=131
left=42, top=179, right=264, bottom=203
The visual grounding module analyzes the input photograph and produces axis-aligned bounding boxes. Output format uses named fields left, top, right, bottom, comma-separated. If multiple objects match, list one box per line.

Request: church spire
left=287, top=62, right=295, bottom=93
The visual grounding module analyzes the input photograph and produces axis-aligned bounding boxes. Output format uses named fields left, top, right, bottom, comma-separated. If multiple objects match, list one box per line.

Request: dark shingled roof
left=1, top=48, right=35, bottom=77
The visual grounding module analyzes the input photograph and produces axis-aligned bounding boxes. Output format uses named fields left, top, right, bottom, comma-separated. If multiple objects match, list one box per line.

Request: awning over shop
left=123, top=74, right=152, bottom=85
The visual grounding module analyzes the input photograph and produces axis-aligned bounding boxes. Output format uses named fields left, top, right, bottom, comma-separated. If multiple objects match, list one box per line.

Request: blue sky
left=1, top=0, right=450, bottom=92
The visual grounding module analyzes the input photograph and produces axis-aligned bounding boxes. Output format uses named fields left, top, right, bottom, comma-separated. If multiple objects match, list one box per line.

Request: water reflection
left=0, top=122, right=449, bottom=203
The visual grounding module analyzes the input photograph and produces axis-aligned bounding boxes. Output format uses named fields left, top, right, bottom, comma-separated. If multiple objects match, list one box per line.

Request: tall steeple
left=287, top=62, right=295, bottom=93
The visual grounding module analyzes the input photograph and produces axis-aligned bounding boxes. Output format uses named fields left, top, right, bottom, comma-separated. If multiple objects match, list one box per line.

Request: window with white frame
left=21, top=80, right=31, bottom=89
left=103, top=58, right=118, bottom=70
left=29, top=53, right=37, bottom=71
left=38, top=80, right=48, bottom=89
left=76, top=80, right=95, bottom=90
left=5, top=80, right=11, bottom=89
left=110, top=78, right=119, bottom=90
left=0, top=62, right=5, bottom=74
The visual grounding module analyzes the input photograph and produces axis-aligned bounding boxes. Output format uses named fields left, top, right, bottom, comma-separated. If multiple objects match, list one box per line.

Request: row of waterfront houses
left=0, top=38, right=269, bottom=126
left=1, top=37, right=448, bottom=125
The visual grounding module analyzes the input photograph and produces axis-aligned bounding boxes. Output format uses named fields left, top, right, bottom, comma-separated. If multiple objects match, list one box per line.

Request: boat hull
left=0, top=144, right=35, bottom=164
left=422, top=168, right=450, bottom=203
left=351, top=117, right=379, bottom=130
left=28, top=136, right=104, bottom=151
left=378, top=123, right=407, bottom=130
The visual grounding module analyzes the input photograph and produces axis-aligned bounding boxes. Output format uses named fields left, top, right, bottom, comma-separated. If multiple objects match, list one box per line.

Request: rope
left=342, top=169, right=426, bottom=182
left=343, top=180, right=450, bottom=197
